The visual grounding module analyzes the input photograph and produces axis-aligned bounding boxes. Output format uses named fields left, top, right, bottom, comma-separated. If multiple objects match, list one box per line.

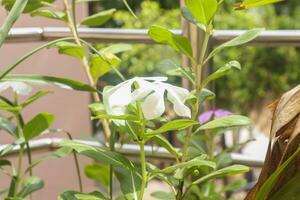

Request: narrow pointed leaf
left=0, top=116, right=18, bottom=137
left=21, top=90, right=52, bottom=108
left=149, top=135, right=180, bottom=158
left=18, top=176, right=44, bottom=197
left=80, top=9, right=116, bottom=26
left=31, top=9, right=67, bottom=21
left=235, top=0, right=284, bottom=10
left=3, top=74, right=98, bottom=92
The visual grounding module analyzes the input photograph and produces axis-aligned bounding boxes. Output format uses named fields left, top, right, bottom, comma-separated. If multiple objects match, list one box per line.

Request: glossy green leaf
left=1, top=0, right=54, bottom=13
left=148, top=25, right=193, bottom=58
left=185, top=0, right=218, bottom=25
left=80, top=9, right=116, bottom=27
left=207, top=29, right=264, bottom=61
left=58, top=190, right=108, bottom=200
left=199, top=88, right=216, bottom=102
left=53, top=41, right=85, bottom=59
left=196, top=115, right=252, bottom=131
left=202, top=61, right=241, bottom=87
left=149, top=135, right=180, bottom=158
left=18, top=176, right=44, bottom=197
left=60, top=140, right=135, bottom=171
left=235, top=0, right=284, bottom=10
left=114, top=166, right=141, bottom=200
left=0, top=159, right=11, bottom=167
left=156, top=156, right=216, bottom=174
left=84, top=164, right=110, bottom=187
left=23, top=112, right=55, bottom=141
left=0, top=116, right=18, bottom=137
left=31, top=9, right=66, bottom=20
left=3, top=74, right=98, bottom=92
left=270, top=173, right=300, bottom=200
left=181, top=6, right=206, bottom=31
left=254, top=147, right=300, bottom=200
left=191, top=165, right=249, bottom=186
left=21, top=90, right=52, bottom=108
left=151, top=191, right=175, bottom=200
left=146, top=120, right=198, bottom=137
left=0, top=0, right=28, bottom=47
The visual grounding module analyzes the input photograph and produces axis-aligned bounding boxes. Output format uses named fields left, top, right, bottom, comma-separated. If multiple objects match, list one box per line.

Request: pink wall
left=0, top=2, right=99, bottom=199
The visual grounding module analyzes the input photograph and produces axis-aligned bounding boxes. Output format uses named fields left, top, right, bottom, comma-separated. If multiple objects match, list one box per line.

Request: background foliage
left=93, top=0, right=300, bottom=114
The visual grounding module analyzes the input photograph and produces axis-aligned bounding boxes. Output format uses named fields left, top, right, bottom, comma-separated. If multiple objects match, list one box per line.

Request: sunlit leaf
left=84, top=164, right=110, bottom=187
left=235, top=0, right=284, bottom=10
left=58, top=190, right=108, bottom=200
left=21, top=90, right=52, bottom=108
left=196, top=115, right=252, bottom=131
left=148, top=25, right=193, bottom=58
left=31, top=9, right=66, bottom=21
left=1, top=0, right=54, bottom=13
left=80, top=9, right=116, bottom=26
left=181, top=6, right=206, bottom=31
left=185, top=0, right=218, bottom=25
left=149, top=135, right=180, bottom=158
left=52, top=41, right=85, bottom=59
left=151, top=191, right=175, bottom=200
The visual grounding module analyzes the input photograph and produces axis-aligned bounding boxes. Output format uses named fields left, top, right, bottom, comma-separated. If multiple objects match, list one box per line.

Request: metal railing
left=0, top=138, right=264, bottom=167
left=6, top=27, right=300, bottom=46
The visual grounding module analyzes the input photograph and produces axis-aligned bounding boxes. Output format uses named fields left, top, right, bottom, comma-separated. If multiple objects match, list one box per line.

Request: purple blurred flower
left=198, top=109, right=232, bottom=124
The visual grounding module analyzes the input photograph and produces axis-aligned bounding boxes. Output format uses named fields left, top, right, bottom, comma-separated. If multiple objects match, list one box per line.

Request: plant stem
left=63, top=0, right=111, bottom=139
left=176, top=28, right=211, bottom=200
left=139, top=141, right=147, bottom=200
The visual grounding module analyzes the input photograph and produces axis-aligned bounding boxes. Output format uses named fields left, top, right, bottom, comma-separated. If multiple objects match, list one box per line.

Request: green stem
left=109, top=127, right=116, bottom=199
left=176, top=27, right=211, bottom=200
left=139, top=142, right=147, bottom=200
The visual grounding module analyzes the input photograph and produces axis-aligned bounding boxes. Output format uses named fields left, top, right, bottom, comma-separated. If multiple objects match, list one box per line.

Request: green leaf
left=58, top=190, right=108, bottom=200
left=199, top=88, right=215, bottom=102
left=30, top=9, right=66, bottom=21
left=88, top=102, right=105, bottom=115
left=191, top=165, right=249, bottom=186
left=23, top=112, right=55, bottom=141
left=207, top=29, right=264, bottom=61
left=92, top=114, right=139, bottom=121
left=235, top=0, right=284, bottom=10
left=3, top=74, right=98, bottom=92
left=89, top=53, right=121, bottom=81
left=148, top=25, right=193, bottom=58
left=146, top=120, right=198, bottom=137
left=80, top=9, right=116, bottom=27
left=101, top=44, right=132, bottom=54
left=151, top=191, right=175, bottom=200
left=185, top=0, right=218, bottom=25
left=21, top=90, right=52, bottom=108
left=52, top=41, right=85, bottom=59
left=114, top=166, right=141, bottom=200
left=156, top=156, right=216, bottom=174
left=161, top=59, right=194, bottom=83
left=181, top=6, right=206, bottom=31
left=149, top=135, right=180, bottom=158
left=84, top=164, right=110, bottom=187
left=202, top=61, right=241, bottom=87
left=0, top=0, right=28, bottom=48
left=1, top=0, right=54, bottom=13
left=0, top=116, right=18, bottom=137
left=270, top=173, right=300, bottom=200
left=0, top=100, right=21, bottom=113
left=222, top=179, right=247, bottom=192
left=60, top=140, right=135, bottom=171
left=18, top=176, right=44, bottom=197
left=0, top=159, right=11, bottom=167
left=196, top=115, right=252, bottom=131
left=254, top=147, right=300, bottom=200
left=7, top=176, right=17, bottom=198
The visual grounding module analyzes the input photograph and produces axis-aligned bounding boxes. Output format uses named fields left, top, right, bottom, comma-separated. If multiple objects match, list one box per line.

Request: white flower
left=104, top=77, right=191, bottom=120
left=0, top=81, right=32, bottom=95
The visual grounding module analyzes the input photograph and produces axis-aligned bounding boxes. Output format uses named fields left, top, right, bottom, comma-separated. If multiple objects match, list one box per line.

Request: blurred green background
left=91, top=0, right=300, bottom=114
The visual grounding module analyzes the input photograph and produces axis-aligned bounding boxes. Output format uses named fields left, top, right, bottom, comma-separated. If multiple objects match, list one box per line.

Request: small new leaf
left=53, top=41, right=85, bottom=59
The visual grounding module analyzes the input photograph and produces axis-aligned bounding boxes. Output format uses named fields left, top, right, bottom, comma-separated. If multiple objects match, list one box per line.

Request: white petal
left=163, top=83, right=191, bottom=118
left=142, top=89, right=166, bottom=120
left=10, top=82, right=32, bottom=95
left=0, top=82, right=10, bottom=93
left=107, top=80, right=134, bottom=107
left=132, top=79, right=156, bottom=101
